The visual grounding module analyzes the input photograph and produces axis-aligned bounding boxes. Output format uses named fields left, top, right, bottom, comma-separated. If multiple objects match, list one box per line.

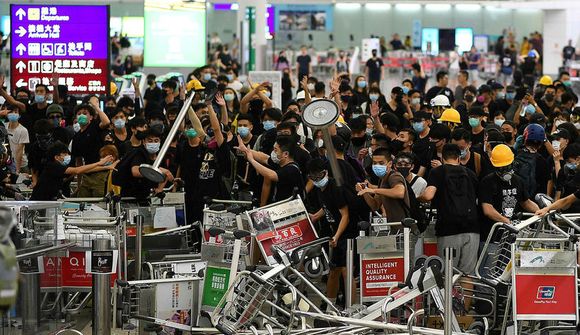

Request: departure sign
left=10, top=5, right=109, bottom=95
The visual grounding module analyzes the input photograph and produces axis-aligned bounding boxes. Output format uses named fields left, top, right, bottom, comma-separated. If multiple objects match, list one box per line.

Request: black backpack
left=111, top=147, right=142, bottom=190
left=441, top=165, right=477, bottom=225
left=400, top=176, right=428, bottom=232
left=513, top=150, right=537, bottom=196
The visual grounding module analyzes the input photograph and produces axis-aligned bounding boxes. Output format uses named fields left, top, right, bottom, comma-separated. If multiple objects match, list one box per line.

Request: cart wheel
left=467, top=320, right=486, bottom=335
left=425, top=256, right=443, bottom=272
left=414, top=255, right=427, bottom=269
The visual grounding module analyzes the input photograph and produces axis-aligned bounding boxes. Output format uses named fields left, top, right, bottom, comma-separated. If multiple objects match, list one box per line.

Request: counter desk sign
left=86, top=250, right=118, bottom=274
left=10, top=4, right=109, bottom=95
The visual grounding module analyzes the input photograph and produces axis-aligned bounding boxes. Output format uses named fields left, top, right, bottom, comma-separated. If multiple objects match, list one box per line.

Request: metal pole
left=135, top=215, right=144, bottom=280
left=444, top=248, right=454, bottom=335
left=345, top=238, right=354, bottom=309
left=92, top=239, right=112, bottom=335
left=21, top=239, right=39, bottom=334
left=139, top=92, right=196, bottom=183
left=321, top=130, right=343, bottom=186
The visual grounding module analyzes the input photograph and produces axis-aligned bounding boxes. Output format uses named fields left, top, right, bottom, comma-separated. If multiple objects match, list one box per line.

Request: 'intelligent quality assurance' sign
left=10, top=5, right=109, bottom=95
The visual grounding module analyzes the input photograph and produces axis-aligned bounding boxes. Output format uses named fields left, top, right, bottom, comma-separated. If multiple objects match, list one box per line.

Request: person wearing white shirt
left=2, top=104, right=29, bottom=173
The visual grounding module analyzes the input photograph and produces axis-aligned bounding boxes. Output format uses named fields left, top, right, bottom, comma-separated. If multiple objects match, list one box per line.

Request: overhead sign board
left=10, top=5, right=109, bottom=95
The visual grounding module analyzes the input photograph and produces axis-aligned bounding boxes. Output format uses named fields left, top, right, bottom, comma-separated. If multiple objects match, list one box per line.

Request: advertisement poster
left=360, top=257, right=405, bottom=298
left=40, top=251, right=117, bottom=288
left=201, top=266, right=231, bottom=309
left=514, top=274, right=577, bottom=319
left=155, top=281, right=194, bottom=329
left=247, top=198, right=321, bottom=265
left=10, top=5, right=109, bottom=95
left=85, top=250, right=118, bottom=274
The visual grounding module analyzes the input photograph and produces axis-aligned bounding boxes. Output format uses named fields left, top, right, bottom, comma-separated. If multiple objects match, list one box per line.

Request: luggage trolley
left=35, top=205, right=120, bottom=317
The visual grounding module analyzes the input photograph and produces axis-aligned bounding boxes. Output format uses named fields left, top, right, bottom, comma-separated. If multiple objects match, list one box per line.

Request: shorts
left=437, top=233, right=480, bottom=275
left=330, top=237, right=347, bottom=268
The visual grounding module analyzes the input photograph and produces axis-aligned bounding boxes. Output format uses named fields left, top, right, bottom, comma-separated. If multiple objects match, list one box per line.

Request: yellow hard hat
left=439, top=108, right=461, bottom=124
left=251, top=83, right=267, bottom=92
left=186, top=79, right=205, bottom=92
left=110, top=82, right=117, bottom=95
left=490, top=144, right=514, bottom=167
left=539, top=75, right=553, bottom=86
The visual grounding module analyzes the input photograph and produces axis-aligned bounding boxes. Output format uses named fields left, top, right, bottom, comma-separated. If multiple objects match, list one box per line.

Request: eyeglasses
left=308, top=171, right=326, bottom=182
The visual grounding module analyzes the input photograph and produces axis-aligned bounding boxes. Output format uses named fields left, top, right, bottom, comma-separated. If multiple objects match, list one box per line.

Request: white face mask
left=316, top=138, right=324, bottom=148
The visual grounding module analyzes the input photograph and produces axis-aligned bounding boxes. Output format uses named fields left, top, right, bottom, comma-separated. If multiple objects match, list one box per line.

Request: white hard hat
left=296, top=90, right=306, bottom=101
left=430, top=94, right=450, bottom=107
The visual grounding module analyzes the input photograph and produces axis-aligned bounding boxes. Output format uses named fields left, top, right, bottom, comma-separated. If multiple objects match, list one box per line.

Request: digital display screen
left=10, top=5, right=109, bottom=95
left=455, top=28, right=474, bottom=53
left=422, top=28, right=439, bottom=55
left=144, top=6, right=206, bottom=67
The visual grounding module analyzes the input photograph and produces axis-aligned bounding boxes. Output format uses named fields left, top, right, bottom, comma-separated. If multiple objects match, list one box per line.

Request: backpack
left=441, top=165, right=478, bottom=225
left=400, top=175, right=428, bottom=232
left=513, top=150, right=537, bottom=196
left=111, top=147, right=142, bottom=189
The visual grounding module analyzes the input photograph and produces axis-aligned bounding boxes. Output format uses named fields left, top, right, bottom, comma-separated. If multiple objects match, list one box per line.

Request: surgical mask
left=270, top=150, right=280, bottom=164
left=307, top=83, right=315, bottom=91
left=496, top=92, right=506, bottom=100
left=502, top=132, right=513, bottom=142
left=464, top=95, right=475, bottom=103
left=264, top=91, right=271, bottom=98
left=411, top=98, right=421, bottom=105
left=397, top=167, right=411, bottom=178
left=563, top=81, right=572, bottom=87
left=412, top=122, right=425, bottom=133
left=372, top=164, right=388, bottom=178
left=7, top=113, right=19, bottom=122
left=73, top=123, right=81, bottom=133
left=369, top=94, right=379, bottom=102
left=525, top=104, right=536, bottom=114
left=135, top=130, right=147, bottom=140
left=224, top=93, right=235, bottom=102
left=366, top=128, right=373, bottom=136
left=477, top=95, right=485, bottom=103
left=263, top=120, right=276, bottom=131
left=340, top=95, right=351, bottom=103
left=113, top=119, right=126, bottom=129
left=357, top=81, right=367, bottom=89
left=145, top=142, right=160, bottom=154
left=390, top=139, right=404, bottom=153
left=203, top=73, right=212, bottom=81
left=351, top=136, right=366, bottom=147
left=313, top=175, right=329, bottom=189
left=185, top=129, right=198, bottom=138
left=494, top=119, right=505, bottom=127
left=565, top=162, right=577, bottom=170
left=52, top=118, right=61, bottom=128
left=460, top=148, right=468, bottom=159
left=34, top=94, right=45, bottom=103
left=544, top=93, right=555, bottom=102
left=77, top=114, right=89, bottom=126
left=506, top=92, right=515, bottom=100
left=554, top=119, right=565, bottom=128
left=226, top=74, right=234, bottom=81
left=237, top=126, right=250, bottom=137
left=469, top=117, right=480, bottom=128
left=402, top=87, right=410, bottom=95
left=61, top=155, right=71, bottom=166
left=352, top=113, right=362, bottom=119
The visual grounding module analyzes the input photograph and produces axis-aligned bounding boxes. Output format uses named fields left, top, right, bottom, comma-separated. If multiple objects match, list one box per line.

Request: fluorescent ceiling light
left=396, top=4, right=421, bottom=11
left=231, top=3, right=239, bottom=10
left=365, top=3, right=391, bottom=10
left=336, top=3, right=361, bottom=10
left=425, top=4, right=451, bottom=11
left=455, top=4, right=481, bottom=11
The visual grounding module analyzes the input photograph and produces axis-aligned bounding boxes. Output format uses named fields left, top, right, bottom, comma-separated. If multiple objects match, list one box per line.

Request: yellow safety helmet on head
left=490, top=144, right=514, bottom=167
left=186, top=78, right=205, bottom=92
left=539, top=75, right=553, bottom=86
left=439, top=108, right=461, bottom=124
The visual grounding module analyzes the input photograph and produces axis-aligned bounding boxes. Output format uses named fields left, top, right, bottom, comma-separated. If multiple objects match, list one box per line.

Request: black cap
left=529, top=113, right=546, bottom=124
left=468, top=106, right=485, bottom=116
left=491, top=82, right=504, bottom=90
left=506, top=85, right=516, bottom=92
left=485, top=123, right=502, bottom=134
left=478, top=84, right=492, bottom=94
left=412, top=111, right=431, bottom=121
left=327, top=135, right=346, bottom=153
left=552, top=128, right=570, bottom=140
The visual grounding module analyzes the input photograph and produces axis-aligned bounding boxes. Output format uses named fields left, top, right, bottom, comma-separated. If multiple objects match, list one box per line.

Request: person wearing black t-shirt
left=308, top=158, right=368, bottom=307
left=237, top=135, right=304, bottom=204
left=365, top=49, right=384, bottom=86
left=31, top=141, right=113, bottom=200
left=228, top=114, right=258, bottom=200
left=562, top=39, right=576, bottom=65
left=425, top=71, right=455, bottom=105
left=479, top=144, right=539, bottom=241
left=296, top=46, right=312, bottom=81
